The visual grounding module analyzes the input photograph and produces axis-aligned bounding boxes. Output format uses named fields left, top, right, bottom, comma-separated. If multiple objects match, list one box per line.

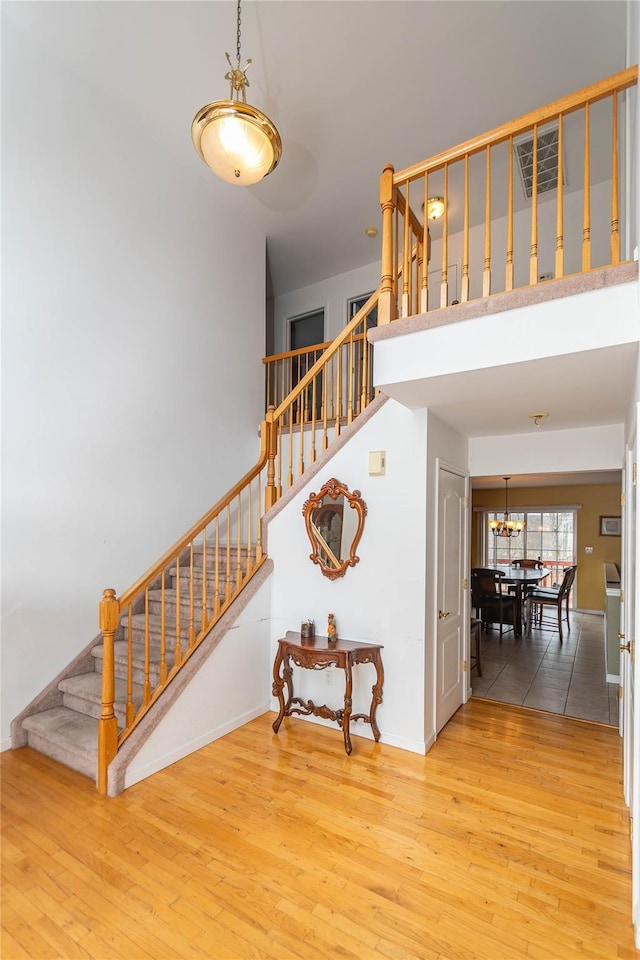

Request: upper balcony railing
left=378, top=66, right=638, bottom=325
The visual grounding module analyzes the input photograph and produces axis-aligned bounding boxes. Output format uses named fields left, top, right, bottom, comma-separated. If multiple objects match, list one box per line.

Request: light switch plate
left=369, top=451, right=386, bottom=476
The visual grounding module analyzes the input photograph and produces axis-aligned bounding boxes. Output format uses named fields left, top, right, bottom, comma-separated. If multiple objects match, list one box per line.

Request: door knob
left=619, top=634, right=631, bottom=653
left=438, top=610, right=450, bottom=620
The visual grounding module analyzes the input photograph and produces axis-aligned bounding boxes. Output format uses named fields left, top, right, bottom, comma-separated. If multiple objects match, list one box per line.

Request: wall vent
left=514, top=124, right=566, bottom=199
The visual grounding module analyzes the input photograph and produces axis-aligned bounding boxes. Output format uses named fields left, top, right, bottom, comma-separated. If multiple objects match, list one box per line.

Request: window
left=348, top=293, right=377, bottom=327
left=484, top=508, right=576, bottom=587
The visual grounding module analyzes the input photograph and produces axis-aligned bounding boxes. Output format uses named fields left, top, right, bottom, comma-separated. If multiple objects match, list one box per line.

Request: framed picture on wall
left=600, top=516, right=621, bottom=537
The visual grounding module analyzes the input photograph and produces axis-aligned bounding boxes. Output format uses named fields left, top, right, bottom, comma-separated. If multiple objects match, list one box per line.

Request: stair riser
left=61, top=691, right=134, bottom=728
left=25, top=730, right=95, bottom=780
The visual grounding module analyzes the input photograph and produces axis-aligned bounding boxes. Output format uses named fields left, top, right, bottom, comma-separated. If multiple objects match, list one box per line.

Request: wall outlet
left=325, top=666, right=333, bottom=684
left=585, top=546, right=594, bottom=553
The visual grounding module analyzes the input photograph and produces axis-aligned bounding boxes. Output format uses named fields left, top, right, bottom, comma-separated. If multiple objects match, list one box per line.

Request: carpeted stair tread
left=59, top=672, right=143, bottom=724
left=22, top=707, right=97, bottom=780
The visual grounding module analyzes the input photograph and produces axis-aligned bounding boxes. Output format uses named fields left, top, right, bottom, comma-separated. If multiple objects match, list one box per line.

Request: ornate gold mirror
left=302, top=478, right=367, bottom=580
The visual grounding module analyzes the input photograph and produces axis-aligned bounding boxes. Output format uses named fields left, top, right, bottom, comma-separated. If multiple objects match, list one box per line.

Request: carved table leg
left=342, top=656, right=353, bottom=755
left=272, top=647, right=289, bottom=734
left=369, top=651, right=384, bottom=742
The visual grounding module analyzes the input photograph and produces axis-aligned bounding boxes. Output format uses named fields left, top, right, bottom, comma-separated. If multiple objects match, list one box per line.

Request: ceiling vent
left=514, top=124, right=566, bottom=200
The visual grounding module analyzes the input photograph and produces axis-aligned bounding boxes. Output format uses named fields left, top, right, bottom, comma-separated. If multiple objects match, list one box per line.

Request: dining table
left=484, top=564, right=553, bottom=628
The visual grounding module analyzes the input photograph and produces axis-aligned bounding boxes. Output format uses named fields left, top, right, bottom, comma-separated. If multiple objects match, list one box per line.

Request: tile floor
left=471, top=610, right=619, bottom=725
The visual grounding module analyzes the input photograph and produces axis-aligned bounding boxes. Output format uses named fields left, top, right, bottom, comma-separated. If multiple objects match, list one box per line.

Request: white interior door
left=436, top=463, right=467, bottom=733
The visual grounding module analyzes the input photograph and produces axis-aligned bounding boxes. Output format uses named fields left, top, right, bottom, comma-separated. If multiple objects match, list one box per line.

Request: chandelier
left=488, top=477, right=525, bottom=538
left=191, top=0, right=282, bottom=185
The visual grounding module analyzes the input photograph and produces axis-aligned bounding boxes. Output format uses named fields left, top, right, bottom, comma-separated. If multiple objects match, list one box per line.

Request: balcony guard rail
left=97, top=289, right=380, bottom=793
left=378, top=65, right=638, bottom=325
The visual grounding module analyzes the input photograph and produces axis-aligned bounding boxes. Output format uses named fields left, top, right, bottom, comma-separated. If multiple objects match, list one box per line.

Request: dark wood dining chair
left=525, top=565, right=577, bottom=641
left=471, top=568, right=519, bottom=639
left=511, top=559, right=543, bottom=569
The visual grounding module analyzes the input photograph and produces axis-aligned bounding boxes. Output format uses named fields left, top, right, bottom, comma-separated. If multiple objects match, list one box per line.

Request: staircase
left=16, top=543, right=251, bottom=783
left=13, top=291, right=380, bottom=793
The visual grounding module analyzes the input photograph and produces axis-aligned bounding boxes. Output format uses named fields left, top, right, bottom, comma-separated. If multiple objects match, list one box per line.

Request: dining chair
left=524, top=565, right=577, bottom=641
left=511, top=559, right=543, bottom=569
left=471, top=568, right=519, bottom=639
left=470, top=617, right=482, bottom=676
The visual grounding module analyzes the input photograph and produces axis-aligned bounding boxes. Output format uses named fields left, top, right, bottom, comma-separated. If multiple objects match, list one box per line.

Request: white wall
left=273, top=261, right=380, bottom=354
left=1, top=7, right=266, bottom=746
left=123, top=579, right=271, bottom=790
left=469, top=423, right=625, bottom=477
left=267, top=400, right=430, bottom=754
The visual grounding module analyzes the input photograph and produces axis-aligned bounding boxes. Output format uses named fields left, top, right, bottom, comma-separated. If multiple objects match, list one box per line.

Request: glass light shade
left=192, top=100, right=282, bottom=186
left=426, top=196, right=445, bottom=220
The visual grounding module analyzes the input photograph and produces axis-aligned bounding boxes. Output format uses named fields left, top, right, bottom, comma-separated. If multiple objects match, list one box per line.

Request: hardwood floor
left=1, top=703, right=635, bottom=959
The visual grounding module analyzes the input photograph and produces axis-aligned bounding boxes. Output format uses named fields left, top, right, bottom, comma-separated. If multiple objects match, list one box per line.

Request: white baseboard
left=271, top=709, right=431, bottom=756
left=1, top=737, right=12, bottom=752
left=124, top=702, right=269, bottom=789
left=575, top=608, right=604, bottom=616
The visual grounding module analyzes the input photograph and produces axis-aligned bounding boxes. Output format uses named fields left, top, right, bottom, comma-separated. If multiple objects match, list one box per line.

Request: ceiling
left=15, top=0, right=630, bottom=298
left=379, top=341, right=639, bottom=437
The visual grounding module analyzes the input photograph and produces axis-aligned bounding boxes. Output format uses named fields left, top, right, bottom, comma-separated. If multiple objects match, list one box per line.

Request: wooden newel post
left=98, top=588, right=119, bottom=795
left=379, top=163, right=396, bottom=326
left=264, top=407, right=278, bottom=511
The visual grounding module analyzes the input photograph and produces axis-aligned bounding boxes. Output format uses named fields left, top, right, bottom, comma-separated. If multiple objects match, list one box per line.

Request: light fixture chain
left=236, top=0, right=242, bottom=67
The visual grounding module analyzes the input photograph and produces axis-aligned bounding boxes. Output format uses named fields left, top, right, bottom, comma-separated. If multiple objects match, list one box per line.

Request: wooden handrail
left=262, top=340, right=333, bottom=364
left=395, top=65, right=637, bottom=184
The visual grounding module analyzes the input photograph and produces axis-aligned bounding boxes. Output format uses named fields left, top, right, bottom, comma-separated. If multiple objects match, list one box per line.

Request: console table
left=272, top=631, right=384, bottom=755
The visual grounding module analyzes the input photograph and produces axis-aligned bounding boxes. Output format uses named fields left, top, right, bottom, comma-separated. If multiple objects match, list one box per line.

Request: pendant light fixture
left=191, top=0, right=282, bottom=185
left=488, top=477, right=525, bottom=538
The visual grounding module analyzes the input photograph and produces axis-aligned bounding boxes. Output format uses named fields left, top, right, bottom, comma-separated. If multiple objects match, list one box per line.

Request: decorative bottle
left=327, top=613, right=337, bottom=642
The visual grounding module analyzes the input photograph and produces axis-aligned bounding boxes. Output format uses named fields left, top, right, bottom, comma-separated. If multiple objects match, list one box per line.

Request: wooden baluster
left=126, top=604, right=135, bottom=721
left=347, top=332, right=354, bottom=424
left=174, top=557, right=182, bottom=666
left=281, top=359, right=286, bottom=416
left=144, top=588, right=152, bottom=702
left=362, top=327, right=371, bottom=410
left=483, top=145, right=491, bottom=297
left=214, top=517, right=221, bottom=616
left=440, top=164, right=449, bottom=308
left=276, top=420, right=283, bottom=499
left=322, top=364, right=329, bottom=451
left=201, top=530, right=208, bottom=630
left=225, top=505, right=232, bottom=603
left=414, top=235, right=420, bottom=318
left=98, top=587, right=119, bottom=795
left=506, top=137, right=514, bottom=291
left=236, top=493, right=243, bottom=588
left=265, top=362, right=272, bottom=412
left=264, top=409, right=277, bottom=510
left=256, top=472, right=264, bottom=563
left=530, top=123, right=539, bottom=284
left=287, top=404, right=294, bottom=488
left=159, top=573, right=167, bottom=685
left=298, top=394, right=305, bottom=477
left=462, top=154, right=470, bottom=302
left=401, top=180, right=410, bottom=317
left=379, top=164, right=396, bottom=325
left=335, top=346, right=342, bottom=437
left=582, top=102, right=591, bottom=271
left=188, top=542, right=196, bottom=647
left=421, top=173, right=429, bottom=313
left=611, top=89, right=620, bottom=264
left=555, top=113, right=564, bottom=279
left=310, top=376, right=317, bottom=464
left=246, top=483, right=254, bottom=576
left=394, top=204, right=399, bottom=314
